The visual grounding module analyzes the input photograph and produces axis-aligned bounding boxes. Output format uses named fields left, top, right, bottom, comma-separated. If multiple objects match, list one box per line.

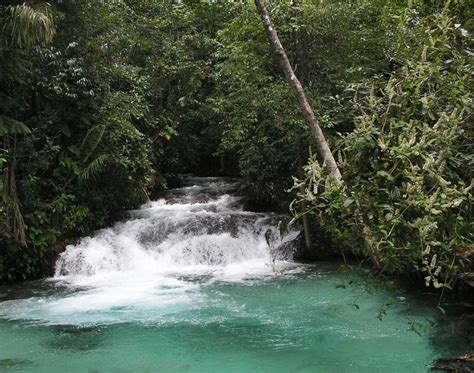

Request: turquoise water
left=0, top=178, right=468, bottom=372
left=0, top=266, right=465, bottom=372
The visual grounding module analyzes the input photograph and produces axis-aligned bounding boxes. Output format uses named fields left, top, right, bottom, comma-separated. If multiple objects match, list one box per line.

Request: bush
left=292, top=9, right=473, bottom=288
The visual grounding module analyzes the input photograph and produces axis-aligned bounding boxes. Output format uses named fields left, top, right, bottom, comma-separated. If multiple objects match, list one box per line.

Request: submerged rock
left=432, top=352, right=474, bottom=372
left=0, top=358, right=34, bottom=369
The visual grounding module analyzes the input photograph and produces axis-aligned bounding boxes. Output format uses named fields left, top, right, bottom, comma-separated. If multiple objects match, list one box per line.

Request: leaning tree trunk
left=254, top=0, right=342, bottom=182
left=254, top=0, right=382, bottom=268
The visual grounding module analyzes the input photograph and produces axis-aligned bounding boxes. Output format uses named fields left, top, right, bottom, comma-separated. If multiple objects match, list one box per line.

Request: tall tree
left=254, top=0, right=342, bottom=182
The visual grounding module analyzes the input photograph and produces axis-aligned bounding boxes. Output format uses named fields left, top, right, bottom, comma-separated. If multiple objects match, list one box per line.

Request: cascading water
left=55, top=177, right=299, bottom=281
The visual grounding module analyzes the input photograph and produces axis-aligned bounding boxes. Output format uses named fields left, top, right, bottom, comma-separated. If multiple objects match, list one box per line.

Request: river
left=0, top=177, right=468, bottom=372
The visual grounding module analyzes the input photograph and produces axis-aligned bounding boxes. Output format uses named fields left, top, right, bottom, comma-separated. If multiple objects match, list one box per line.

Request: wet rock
left=432, top=352, right=474, bottom=372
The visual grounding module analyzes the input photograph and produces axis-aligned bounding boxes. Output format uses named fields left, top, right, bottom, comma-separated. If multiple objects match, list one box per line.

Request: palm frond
left=2, top=2, right=55, bottom=48
left=0, top=115, right=31, bottom=136
left=78, top=154, right=109, bottom=185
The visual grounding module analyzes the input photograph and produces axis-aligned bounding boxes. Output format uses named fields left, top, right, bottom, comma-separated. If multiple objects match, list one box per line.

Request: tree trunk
left=298, top=140, right=313, bottom=251
left=4, top=135, right=27, bottom=247
left=254, top=0, right=342, bottom=182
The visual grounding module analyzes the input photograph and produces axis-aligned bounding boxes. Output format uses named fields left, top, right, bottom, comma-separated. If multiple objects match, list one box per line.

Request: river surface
left=0, top=177, right=469, bottom=372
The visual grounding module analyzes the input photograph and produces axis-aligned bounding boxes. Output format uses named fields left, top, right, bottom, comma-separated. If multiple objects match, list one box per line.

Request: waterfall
left=55, top=177, right=300, bottom=281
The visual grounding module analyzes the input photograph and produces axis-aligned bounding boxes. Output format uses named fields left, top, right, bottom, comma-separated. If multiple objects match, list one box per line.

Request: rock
left=432, top=352, right=474, bottom=372
left=0, top=358, right=33, bottom=369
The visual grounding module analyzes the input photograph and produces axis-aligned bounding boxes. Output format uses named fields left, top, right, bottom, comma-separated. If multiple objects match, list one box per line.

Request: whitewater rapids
left=0, top=177, right=301, bottom=325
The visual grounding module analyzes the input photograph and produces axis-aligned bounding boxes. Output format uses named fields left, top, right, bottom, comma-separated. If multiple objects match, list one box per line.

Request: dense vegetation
left=0, top=0, right=472, bottom=288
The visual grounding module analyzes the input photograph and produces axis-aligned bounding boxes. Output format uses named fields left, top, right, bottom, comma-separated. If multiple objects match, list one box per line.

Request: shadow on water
left=386, top=288, right=474, bottom=358
left=429, top=303, right=474, bottom=356
left=337, top=264, right=473, bottom=361
left=0, top=358, right=35, bottom=371
left=0, top=279, right=90, bottom=303
left=47, top=325, right=106, bottom=352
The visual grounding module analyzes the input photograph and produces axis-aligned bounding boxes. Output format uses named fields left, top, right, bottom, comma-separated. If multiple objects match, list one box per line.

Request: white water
left=0, top=177, right=301, bottom=325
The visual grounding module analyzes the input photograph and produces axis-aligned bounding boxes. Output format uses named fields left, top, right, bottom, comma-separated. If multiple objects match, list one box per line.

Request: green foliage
left=292, top=6, right=473, bottom=287
left=0, top=1, right=156, bottom=282
left=1, top=2, right=55, bottom=48
left=213, top=0, right=404, bottom=207
left=0, top=116, right=30, bottom=136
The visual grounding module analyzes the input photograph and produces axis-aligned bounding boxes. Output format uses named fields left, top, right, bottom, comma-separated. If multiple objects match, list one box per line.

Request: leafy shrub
left=292, top=8, right=473, bottom=288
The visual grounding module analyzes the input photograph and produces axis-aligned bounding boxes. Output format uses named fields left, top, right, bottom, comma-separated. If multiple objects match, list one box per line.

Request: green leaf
left=0, top=116, right=31, bottom=135
left=343, top=197, right=354, bottom=208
